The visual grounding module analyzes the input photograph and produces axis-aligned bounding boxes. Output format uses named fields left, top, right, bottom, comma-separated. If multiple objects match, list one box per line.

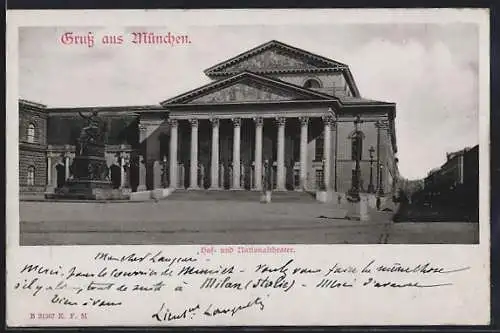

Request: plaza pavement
left=18, top=200, right=479, bottom=245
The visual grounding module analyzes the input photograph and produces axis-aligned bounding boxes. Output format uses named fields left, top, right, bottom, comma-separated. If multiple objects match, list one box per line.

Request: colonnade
left=162, top=114, right=335, bottom=191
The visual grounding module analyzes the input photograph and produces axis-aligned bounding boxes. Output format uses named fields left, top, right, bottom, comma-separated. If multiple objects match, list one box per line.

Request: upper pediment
left=204, top=40, right=348, bottom=78
left=161, top=72, right=334, bottom=105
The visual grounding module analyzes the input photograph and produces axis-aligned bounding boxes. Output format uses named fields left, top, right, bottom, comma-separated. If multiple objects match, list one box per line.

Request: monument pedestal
left=44, top=131, right=129, bottom=200
left=46, top=180, right=128, bottom=200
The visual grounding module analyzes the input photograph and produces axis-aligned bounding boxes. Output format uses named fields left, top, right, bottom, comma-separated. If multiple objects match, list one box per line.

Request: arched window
left=350, top=131, right=364, bottom=161
left=27, top=123, right=36, bottom=143
left=27, top=166, right=35, bottom=186
left=303, top=78, right=321, bottom=89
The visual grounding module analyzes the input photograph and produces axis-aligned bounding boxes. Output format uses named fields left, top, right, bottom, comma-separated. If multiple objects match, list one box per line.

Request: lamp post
left=162, top=155, right=169, bottom=188
left=348, top=115, right=363, bottom=202
left=378, top=164, right=384, bottom=196
left=368, top=146, right=375, bottom=193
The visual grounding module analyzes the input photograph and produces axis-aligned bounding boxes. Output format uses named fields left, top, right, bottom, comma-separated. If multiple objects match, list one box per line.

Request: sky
left=18, top=24, right=479, bottom=180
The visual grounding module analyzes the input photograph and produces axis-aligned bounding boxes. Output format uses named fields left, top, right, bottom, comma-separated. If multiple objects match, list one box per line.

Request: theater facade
left=19, top=40, right=399, bottom=199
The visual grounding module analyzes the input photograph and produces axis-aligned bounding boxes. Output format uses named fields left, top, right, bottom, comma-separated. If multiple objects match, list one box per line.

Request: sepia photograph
left=6, top=9, right=490, bottom=327
left=18, top=23, right=480, bottom=246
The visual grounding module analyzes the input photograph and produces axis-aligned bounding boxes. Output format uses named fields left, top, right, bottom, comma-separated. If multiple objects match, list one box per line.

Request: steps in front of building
left=168, top=190, right=260, bottom=201
left=168, top=189, right=316, bottom=202
left=268, top=191, right=316, bottom=202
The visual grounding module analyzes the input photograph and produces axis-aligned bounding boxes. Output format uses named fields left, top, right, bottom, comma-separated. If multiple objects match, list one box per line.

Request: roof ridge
left=161, top=71, right=333, bottom=105
left=204, top=40, right=348, bottom=75
left=19, top=99, right=47, bottom=108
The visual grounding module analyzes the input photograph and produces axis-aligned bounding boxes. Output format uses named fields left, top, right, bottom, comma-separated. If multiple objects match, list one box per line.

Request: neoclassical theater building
left=19, top=40, right=399, bottom=199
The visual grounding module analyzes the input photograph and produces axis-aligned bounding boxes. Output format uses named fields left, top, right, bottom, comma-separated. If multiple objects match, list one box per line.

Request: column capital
left=375, top=119, right=389, bottom=128
left=138, top=123, right=148, bottom=132
left=299, top=116, right=309, bottom=126
left=354, top=114, right=364, bottom=125
left=232, top=117, right=241, bottom=127
left=275, top=116, right=286, bottom=126
left=168, top=118, right=178, bottom=128
left=119, top=151, right=131, bottom=160
left=189, top=118, right=199, bottom=127
left=210, top=117, right=220, bottom=127
left=322, top=114, right=335, bottom=126
left=253, top=117, right=264, bottom=127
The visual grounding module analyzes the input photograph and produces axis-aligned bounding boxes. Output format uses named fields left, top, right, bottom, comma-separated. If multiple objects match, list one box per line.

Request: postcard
left=6, top=8, right=490, bottom=326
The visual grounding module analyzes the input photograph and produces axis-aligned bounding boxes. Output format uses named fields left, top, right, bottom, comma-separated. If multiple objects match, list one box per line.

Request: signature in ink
left=152, top=302, right=200, bottom=322
left=203, top=296, right=265, bottom=317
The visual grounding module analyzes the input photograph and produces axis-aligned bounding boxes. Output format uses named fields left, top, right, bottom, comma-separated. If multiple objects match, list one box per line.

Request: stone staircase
left=167, top=189, right=316, bottom=202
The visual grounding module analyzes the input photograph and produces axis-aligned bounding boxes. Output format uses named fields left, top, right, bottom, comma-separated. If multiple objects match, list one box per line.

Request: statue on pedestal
left=47, top=110, right=120, bottom=200
left=76, top=110, right=106, bottom=156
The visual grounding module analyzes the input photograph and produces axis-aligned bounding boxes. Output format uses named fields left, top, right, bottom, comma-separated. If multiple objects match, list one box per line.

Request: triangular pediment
left=204, top=40, right=347, bottom=77
left=161, top=72, right=333, bottom=105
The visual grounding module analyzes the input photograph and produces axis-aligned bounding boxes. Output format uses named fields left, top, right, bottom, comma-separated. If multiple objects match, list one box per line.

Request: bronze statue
left=77, top=110, right=106, bottom=156
left=79, top=110, right=101, bottom=128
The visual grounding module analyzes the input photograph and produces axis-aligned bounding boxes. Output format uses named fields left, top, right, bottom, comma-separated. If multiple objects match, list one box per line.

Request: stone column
left=219, top=163, right=225, bottom=188
left=210, top=118, right=220, bottom=190
left=47, top=154, right=52, bottom=185
left=153, top=160, right=162, bottom=189
left=168, top=119, right=178, bottom=189
left=137, top=124, right=148, bottom=191
left=276, top=117, right=286, bottom=191
left=189, top=118, right=199, bottom=189
left=322, top=115, right=334, bottom=190
left=138, top=155, right=147, bottom=191
left=299, top=116, right=309, bottom=191
left=253, top=117, right=263, bottom=191
left=120, top=154, right=126, bottom=188
left=52, top=156, right=59, bottom=187
left=232, top=117, right=241, bottom=190
left=64, top=155, right=70, bottom=180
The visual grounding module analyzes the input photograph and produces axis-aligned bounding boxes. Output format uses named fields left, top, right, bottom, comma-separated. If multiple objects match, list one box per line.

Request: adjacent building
left=19, top=40, right=399, bottom=199
left=423, top=145, right=479, bottom=220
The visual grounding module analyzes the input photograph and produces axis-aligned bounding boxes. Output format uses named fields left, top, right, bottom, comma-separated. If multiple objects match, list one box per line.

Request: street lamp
left=378, top=164, right=384, bottom=196
left=368, top=146, right=375, bottom=193
left=161, top=155, right=169, bottom=188
left=348, top=115, right=363, bottom=202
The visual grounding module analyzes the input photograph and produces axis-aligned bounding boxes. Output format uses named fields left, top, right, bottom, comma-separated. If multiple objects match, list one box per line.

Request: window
left=27, top=123, right=35, bottom=143
left=315, top=133, right=324, bottom=161
left=351, top=131, right=363, bottom=161
left=27, top=166, right=35, bottom=186
left=303, top=78, right=321, bottom=89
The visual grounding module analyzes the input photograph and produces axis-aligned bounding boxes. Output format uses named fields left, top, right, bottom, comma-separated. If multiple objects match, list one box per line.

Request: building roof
left=203, top=40, right=361, bottom=97
left=161, top=71, right=394, bottom=109
left=337, top=95, right=395, bottom=106
left=19, top=99, right=46, bottom=110
left=446, top=145, right=478, bottom=161
left=46, top=105, right=163, bottom=115
left=161, top=71, right=334, bottom=105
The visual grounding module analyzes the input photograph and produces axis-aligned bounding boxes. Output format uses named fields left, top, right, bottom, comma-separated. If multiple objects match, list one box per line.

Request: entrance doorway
left=56, top=163, right=65, bottom=188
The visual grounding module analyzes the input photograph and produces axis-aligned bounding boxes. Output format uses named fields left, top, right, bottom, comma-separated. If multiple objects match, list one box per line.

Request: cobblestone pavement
left=19, top=200, right=479, bottom=245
